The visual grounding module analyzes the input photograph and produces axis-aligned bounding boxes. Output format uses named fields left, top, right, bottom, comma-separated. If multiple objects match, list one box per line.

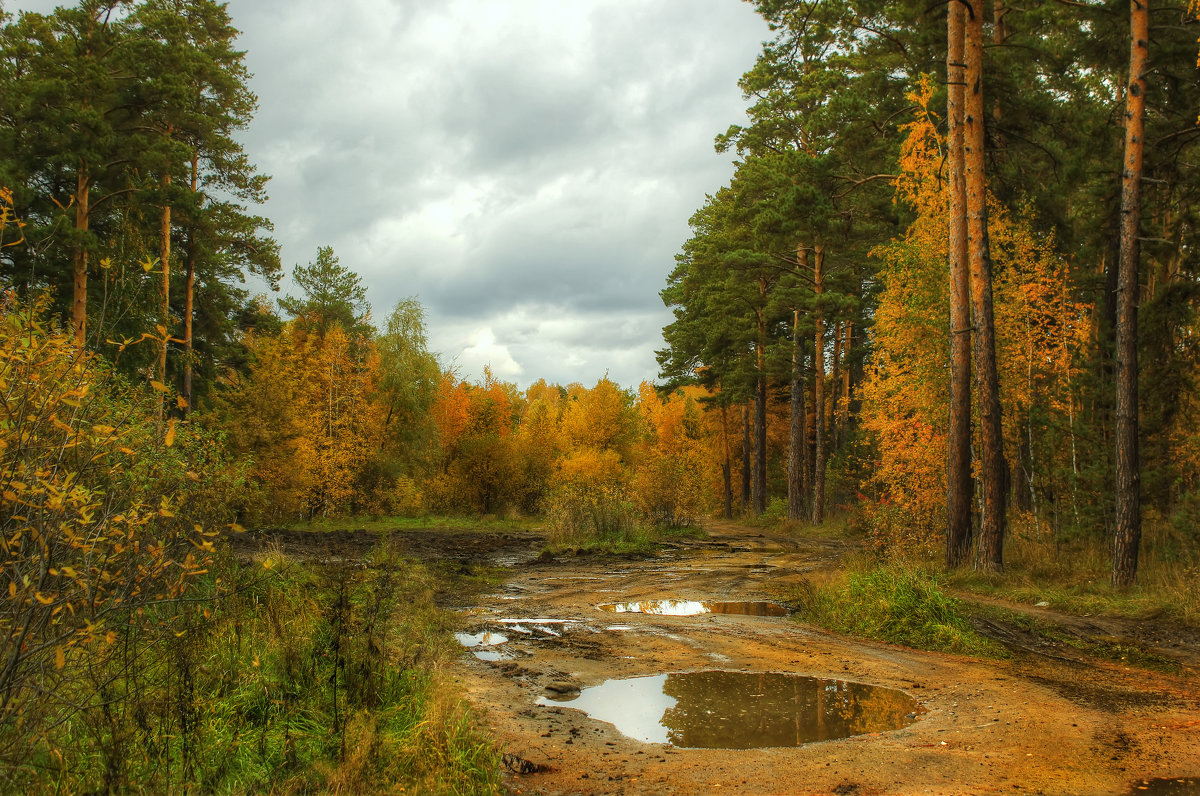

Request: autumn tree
left=1112, top=0, right=1149, bottom=587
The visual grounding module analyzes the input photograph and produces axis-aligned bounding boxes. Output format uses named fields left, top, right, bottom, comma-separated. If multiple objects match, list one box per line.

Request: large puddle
left=597, top=599, right=787, bottom=617
left=1131, top=778, right=1200, bottom=794
left=538, top=670, right=922, bottom=748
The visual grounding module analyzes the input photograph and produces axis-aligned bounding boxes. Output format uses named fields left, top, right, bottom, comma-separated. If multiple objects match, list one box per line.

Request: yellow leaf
left=141, top=258, right=154, bottom=273
left=150, top=380, right=169, bottom=394
left=7, top=581, right=14, bottom=598
left=252, top=653, right=260, bottom=668
left=176, top=396, right=189, bottom=410
left=164, top=420, right=176, bottom=447
left=55, top=646, right=65, bottom=670
left=34, top=592, right=54, bottom=605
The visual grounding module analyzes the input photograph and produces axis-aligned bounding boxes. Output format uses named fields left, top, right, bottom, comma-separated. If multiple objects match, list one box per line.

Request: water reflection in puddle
left=538, top=671, right=922, bottom=748
left=472, top=649, right=513, bottom=662
left=597, top=599, right=787, bottom=617
left=454, top=631, right=508, bottom=647
left=1132, top=778, right=1200, bottom=794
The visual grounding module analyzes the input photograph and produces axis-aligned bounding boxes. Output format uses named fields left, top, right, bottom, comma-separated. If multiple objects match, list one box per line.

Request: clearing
left=242, top=522, right=1200, bottom=796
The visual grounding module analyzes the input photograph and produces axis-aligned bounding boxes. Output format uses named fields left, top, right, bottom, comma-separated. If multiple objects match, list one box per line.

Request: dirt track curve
left=243, top=522, right=1200, bottom=795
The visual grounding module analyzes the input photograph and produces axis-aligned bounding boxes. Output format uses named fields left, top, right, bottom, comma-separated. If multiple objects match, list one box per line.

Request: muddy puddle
left=597, top=599, right=787, bottom=617
left=538, top=670, right=922, bottom=748
left=1131, top=778, right=1200, bottom=794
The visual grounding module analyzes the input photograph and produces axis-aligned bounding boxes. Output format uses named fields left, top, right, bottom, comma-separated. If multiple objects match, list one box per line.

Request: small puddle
left=597, top=599, right=787, bottom=617
left=1131, top=778, right=1200, bottom=794
left=538, top=670, right=922, bottom=748
left=454, top=631, right=508, bottom=648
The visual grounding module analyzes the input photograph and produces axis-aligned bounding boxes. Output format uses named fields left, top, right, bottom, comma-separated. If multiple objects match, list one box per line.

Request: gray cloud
left=7, top=0, right=768, bottom=388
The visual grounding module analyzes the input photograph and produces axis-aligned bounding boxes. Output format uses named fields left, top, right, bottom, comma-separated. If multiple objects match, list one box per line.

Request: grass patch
left=280, top=513, right=542, bottom=534
left=543, top=522, right=708, bottom=557
left=543, top=524, right=657, bottom=557
left=790, top=561, right=1004, bottom=657
left=944, top=519, right=1200, bottom=626
left=964, top=602, right=1182, bottom=674
left=1, top=540, right=503, bottom=793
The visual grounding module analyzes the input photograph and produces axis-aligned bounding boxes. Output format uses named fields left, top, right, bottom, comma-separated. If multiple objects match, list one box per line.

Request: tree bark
left=159, top=170, right=172, bottom=424
left=72, top=167, right=91, bottom=348
left=183, top=154, right=198, bottom=415
left=741, top=401, right=752, bottom=511
left=811, top=246, right=827, bottom=525
left=1113, top=0, right=1148, bottom=588
left=947, top=0, right=974, bottom=568
left=965, top=6, right=1006, bottom=571
left=752, top=276, right=768, bottom=515
left=788, top=306, right=808, bottom=521
left=830, top=319, right=842, bottom=454
left=721, top=402, right=733, bottom=519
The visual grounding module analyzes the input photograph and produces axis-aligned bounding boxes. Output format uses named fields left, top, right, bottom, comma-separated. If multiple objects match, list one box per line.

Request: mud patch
left=597, top=599, right=787, bottom=617
left=537, top=670, right=922, bottom=748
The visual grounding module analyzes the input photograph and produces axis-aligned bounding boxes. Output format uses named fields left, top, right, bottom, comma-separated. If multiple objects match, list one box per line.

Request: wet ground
left=238, top=522, right=1200, bottom=795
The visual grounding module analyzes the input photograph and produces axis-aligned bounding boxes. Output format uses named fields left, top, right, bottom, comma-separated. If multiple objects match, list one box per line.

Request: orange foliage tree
left=861, top=80, right=1092, bottom=554
left=218, top=321, right=389, bottom=520
left=632, top=384, right=715, bottom=527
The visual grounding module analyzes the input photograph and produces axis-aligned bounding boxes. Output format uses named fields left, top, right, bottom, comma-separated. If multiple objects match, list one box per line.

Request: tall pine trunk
left=158, top=170, right=172, bottom=424
left=946, top=0, right=974, bottom=567
left=183, top=154, right=198, bottom=415
left=965, top=7, right=1006, bottom=571
left=788, top=306, right=808, bottom=521
left=811, top=246, right=826, bottom=525
left=721, top=402, right=733, bottom=519
left=741, top=401, right=752, bottom=511
left=72, top=167, right=91, bottom=348
left=753, top=276, right=768, bottom=515
left=1113, top=0, right=1148, bottom=587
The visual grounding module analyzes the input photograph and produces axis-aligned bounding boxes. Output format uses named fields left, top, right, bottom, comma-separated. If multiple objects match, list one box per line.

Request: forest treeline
left=1, top=0, right=1200, bottom=787
left=657, top=0, right=1200, bottom=586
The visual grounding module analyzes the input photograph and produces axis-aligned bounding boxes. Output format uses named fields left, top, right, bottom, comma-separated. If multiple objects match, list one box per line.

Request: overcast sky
left=7, top=0, right=770, bottom=389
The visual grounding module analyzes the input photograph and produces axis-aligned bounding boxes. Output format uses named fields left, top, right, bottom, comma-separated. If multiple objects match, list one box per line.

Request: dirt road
left=436, top=522, right=1200, bottom=796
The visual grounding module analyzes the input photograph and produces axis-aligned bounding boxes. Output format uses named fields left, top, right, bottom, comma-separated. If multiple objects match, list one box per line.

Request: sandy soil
left=240, top=523, right=1200, bottom=795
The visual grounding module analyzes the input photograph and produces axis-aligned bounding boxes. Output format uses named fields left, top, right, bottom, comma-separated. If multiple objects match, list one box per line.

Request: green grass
left=790, top=562, right=1004, bottom=657
left=1, top=540, right=504, bottom=794
left=943, top=521, right=1200, bottom=626
left=279, top=513, right=543, bottom=534
left=963, top=601, right=1182, bottom=673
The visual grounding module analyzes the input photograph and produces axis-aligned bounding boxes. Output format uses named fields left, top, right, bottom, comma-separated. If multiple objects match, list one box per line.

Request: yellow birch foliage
left=631, top=383, right=713, bottom=527
left=0, top=292, right=218, bottom=746
left=862, top=78, right=1092, bottom=552
left=221, top=323, right=388, bottom=519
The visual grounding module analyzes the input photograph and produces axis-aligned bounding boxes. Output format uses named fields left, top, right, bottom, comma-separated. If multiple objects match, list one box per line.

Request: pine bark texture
left=1113, top=0, right=1148, bottom=587
left=946, top=0, right=974, bottom=568
left=964, top=7, right=1006, bottom=571
left=183, top=155, right=198, bottom=414
left=72, top=168, right=90, bottom=349
left=788, top=307, right=808, bottom=521
left=159, top=171, right=171, bottom=422
left=811, top=246, right=826, bottom=525
left=753, top=276, right=768, bottom=515
left=741, top=402, right=752, bottom=510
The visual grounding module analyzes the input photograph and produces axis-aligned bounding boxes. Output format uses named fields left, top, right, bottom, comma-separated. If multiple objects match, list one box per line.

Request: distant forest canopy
left=655, top=1, right=1200, bottom=584
left=1, top=0, right=1199, bottom=586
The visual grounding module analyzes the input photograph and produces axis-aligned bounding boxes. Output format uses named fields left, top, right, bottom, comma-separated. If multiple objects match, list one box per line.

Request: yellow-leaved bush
left=861, top=79, right=1092, bottom=554
left=0, top=292, right=237, bottom=760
